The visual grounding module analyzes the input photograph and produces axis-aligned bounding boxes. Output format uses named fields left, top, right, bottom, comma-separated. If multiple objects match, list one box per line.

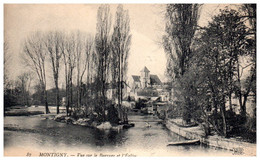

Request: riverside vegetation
left=4, top=4, right=256, bottom=142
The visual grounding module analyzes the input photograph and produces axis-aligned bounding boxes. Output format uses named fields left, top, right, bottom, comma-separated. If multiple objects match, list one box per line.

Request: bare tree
left=95, top=4, right=112, bottom=121
left=23, top=32, right=50, bottom=114
left=74, top=32, right=94, bottom=109
left=80, top=34, right=94, bottom=107
left=85, top=44, right=98, bottom=110
left=75, top=31, right=84, bottom=109
left=45, top=31, right=63, bottom=114
left=61, top=32, right=77, bottom=116
left=111, top=4, right=131, bottom=123
left=4, top=41, right=11, bottom=92
left=17, top=72, right=33, bottom=106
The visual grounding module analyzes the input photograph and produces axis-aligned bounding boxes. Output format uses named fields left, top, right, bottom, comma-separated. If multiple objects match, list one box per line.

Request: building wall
left=140, top=71, right=150, bottom=88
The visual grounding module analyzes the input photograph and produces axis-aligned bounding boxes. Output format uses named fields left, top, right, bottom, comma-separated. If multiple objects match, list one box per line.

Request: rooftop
left=140, top=66, right=150, bottom=72
left=150, top=74, right=162, bottom=85
left=132, top=75, right=141, bottom=82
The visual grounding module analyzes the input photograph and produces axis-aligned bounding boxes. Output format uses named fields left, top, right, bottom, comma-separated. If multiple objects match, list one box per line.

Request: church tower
left=140, top=66, right=150, bottom=88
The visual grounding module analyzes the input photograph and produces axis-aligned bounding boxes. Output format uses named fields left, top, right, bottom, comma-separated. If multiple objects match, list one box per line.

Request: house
left=133, top=88, right=159, bottom=101
left=159, top=82, right=173, bottom=102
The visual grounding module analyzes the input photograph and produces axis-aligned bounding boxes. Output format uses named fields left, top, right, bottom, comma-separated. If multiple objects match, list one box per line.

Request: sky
left=4, top=4, right=227, bottom=88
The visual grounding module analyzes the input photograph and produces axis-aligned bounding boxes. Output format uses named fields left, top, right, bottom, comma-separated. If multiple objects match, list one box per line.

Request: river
left=4, top=109, right=234, bottom=156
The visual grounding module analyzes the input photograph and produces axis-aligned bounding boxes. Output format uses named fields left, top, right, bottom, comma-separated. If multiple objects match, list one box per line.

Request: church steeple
left=140, top=66, right=150, bottom=73
left=140, top=66, right=150, bottom=88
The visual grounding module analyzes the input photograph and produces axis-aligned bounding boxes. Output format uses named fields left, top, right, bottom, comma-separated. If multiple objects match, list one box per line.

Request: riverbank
left=4, top=106, right=44, bottom=116
left=4, top=105, right=135, bottom=130
left=5, top=110, right=44, bottom=116
left=165, top=119, right=256, bottom=156
left=40, top=113, right=135, bottom=130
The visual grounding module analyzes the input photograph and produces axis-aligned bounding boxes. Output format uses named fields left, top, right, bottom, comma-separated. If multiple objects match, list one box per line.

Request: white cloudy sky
left=4, top=4, right=230, bottom=88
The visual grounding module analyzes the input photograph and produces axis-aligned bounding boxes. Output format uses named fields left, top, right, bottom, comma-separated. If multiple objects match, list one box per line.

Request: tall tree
left=61, top=32, right=77, bottom=116
left=75, top=31, right=84, bottom=109
left=95, top=5, right=112, bottom=121
left=235, top=4, right=256, bottom=119
left=23, top=32, right=50, bottom=114
left=4, top=41, right=12, bottom=111
left=75, top=32, right=94, bottom=109
left=111, top=4, right=131, bottom=123
left=163, top=4, right=201, bottom=123
left=205, top=8, right=253, bottom=123
left=189, top=7, right=253, bottom=136
left=81, top=34, right=94, bottom=107
left=163, top=4, right=201, bottom=78
left=45, top=31, right=63, bottom=114
left=17, top=72, right=33, bottom=106
left=4, top=41, right=11, bottom=93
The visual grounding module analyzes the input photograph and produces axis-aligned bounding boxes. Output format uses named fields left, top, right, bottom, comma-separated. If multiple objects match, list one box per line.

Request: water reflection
left=4, top=115, right=233, bottom=156
left=93, top=129, right=128, bottom=146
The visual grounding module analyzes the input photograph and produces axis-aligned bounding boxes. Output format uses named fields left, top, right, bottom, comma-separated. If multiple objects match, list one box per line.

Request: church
left=126, top=66, right=171, bottom=102
left=130, top=66, right=162, bottom=89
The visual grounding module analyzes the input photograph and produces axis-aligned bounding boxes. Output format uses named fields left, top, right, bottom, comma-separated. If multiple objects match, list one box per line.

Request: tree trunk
left=229, top=92, right=232, bottom=112
left=79, top=85, right=82, bottom=107
left=77, top=71, right=80, bottom=109
left=22, top=88, right=26, bottom=106
left=64, top=71, right=69, bottom=116
left=118, top=55, right=121, bottom=122
left=56, top=86, right=60, bottom=114
left=55, top=78, right=60, bottom=114
left=239, top=69, right=254, bottom=121
left=220, top=96, right=227, bottom=137
left=241, top=94, right=248, bottom=119
left=44, top=89, right=50, bottom=114
left=70, top=74, right=73, bottom=116
left=66, top=85, right=70, bottom=116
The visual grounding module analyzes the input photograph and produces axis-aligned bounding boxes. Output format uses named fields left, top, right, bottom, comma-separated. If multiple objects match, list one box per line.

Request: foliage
left=164, top=5, right=256, bottom=138
left=163, top=4, right=201, bottom=123
left=4, top=88, right=21, bottom=108
left=163, top=4, right=201, bottom=78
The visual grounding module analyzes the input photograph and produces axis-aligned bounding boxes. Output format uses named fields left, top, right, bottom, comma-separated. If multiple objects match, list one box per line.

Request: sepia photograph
left=3, top=1, right=257, bottom=157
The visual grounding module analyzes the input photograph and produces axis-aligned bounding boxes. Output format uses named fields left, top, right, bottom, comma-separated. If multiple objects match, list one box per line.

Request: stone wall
left=165, top=120, right=256, bottom=156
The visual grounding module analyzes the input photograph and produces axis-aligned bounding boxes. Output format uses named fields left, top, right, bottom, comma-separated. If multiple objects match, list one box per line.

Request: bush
left=107, top=104, right=120, bottom=124
left=71, top=108, right=86, bottom=119
left=245, top=116, right=256, bottom=131
left=135, top=99, right=146, bottom=109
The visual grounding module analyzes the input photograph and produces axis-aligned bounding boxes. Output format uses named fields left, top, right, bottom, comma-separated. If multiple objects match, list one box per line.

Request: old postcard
left=3, top=3, right=256, bottom=157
